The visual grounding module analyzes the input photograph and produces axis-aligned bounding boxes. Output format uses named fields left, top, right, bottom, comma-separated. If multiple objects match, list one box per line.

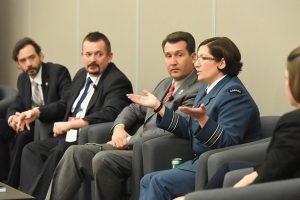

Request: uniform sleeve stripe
left=208, top=128, right=223, bottom=147
left=203, top=124, right=220, bottom=145
left=167, top=111, right=179, bottom=132
left=203, top=125, right=223, bottom=146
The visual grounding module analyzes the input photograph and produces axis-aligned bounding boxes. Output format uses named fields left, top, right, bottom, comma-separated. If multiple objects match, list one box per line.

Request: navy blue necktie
left=72, top=77, right=93, bottom=116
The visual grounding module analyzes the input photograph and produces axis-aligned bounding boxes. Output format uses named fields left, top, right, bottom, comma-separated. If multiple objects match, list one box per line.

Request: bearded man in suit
left=0, top=37, right=71, bottom=185
left=19, top=31, right=133, bottom=200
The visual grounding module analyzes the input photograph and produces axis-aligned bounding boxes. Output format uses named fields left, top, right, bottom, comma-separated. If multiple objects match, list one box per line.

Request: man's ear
left=39, top=52, right=44, bottom=61
left=108, top=52, right=113, bottom=62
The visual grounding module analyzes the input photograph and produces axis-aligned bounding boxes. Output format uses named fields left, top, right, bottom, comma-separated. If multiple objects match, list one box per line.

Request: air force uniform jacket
left=157, top=75, right=261, bottom=171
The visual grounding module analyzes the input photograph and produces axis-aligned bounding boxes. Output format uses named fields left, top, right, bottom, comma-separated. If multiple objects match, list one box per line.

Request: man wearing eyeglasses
left=18, top=31, right=133, bottom=200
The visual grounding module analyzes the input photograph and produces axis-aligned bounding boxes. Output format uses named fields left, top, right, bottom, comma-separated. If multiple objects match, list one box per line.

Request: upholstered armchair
left=0, top=85, right=17, bottom=119
left=195, top=116, right=279, bottom=190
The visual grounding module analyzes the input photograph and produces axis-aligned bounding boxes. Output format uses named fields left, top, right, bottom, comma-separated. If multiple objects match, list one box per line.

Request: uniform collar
left=206, top=75, right=226, bottom=94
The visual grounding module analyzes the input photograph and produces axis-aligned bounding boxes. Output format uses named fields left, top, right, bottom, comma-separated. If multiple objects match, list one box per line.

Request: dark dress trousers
left=19, top=62, right=133, bottom=200
left=0, top=63, right=71, bottom=185
left=48, top=70, right=201, bottom=200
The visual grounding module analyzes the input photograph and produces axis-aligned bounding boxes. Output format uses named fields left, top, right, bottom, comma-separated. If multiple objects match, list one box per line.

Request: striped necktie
left=31, top=81, right=43, bottom=107
left=72, top=77, right=93, bottom=116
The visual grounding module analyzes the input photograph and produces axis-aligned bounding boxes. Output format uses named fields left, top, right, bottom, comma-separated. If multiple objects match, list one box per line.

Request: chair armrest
left=127, top=135, right=194, bottom=200
left=186, top=177, right=300, bottom=200
left=142, top=134, right=194, bottom=174
left=129, top=140, right=144, bottom=200
left=0, top=85, right=17, bottom=119
left=34, top=119, right=53, bottom=141
left=195, top=138, right=271, bottom=190
left=78, top=122, right=113, bottom=144
left=223, top=168, right=254, bottom=187
left=207, top=140, right=269, bottom=180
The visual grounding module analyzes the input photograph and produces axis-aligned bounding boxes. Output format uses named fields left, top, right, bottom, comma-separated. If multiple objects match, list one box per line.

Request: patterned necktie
left=31, top=81, right=43, bottom=107
left=164, top=82, right=175, bottom=102
left=72, top=77, right=93, bottom=116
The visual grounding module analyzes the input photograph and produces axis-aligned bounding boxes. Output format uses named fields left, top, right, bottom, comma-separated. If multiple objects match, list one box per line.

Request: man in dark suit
left=47, top=31, right=201, bottom=200
left=0, top=37, right=71, bottom=184
left=19, top=31, right=133, bottom=200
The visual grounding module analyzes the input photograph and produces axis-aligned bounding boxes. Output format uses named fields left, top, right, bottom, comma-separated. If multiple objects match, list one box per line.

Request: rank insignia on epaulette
left=228, top=88, right=242, bottom=94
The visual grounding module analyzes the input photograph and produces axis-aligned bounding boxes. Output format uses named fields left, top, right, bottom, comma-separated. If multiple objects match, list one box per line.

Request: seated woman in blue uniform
left=175, top=45, right=300, bottom=200
left=127, top=36, right=261, bottom=200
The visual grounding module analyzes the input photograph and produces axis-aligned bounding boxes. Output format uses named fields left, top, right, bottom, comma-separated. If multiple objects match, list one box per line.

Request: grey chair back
left=0, top=85, right=17, bottom=118
left=260, top=115, right=280, bottom=138
left=195, top=115, right=280, bottom=190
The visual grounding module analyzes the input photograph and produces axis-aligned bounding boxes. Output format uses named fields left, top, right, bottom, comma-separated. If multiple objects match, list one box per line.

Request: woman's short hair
left=198, top=37, right=243, bottom=77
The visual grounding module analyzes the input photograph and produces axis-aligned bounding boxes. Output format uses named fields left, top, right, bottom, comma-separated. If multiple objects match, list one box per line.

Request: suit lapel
left=68, top=73, right=86, bottom=114
left=144, top=78, right=172, bottom=122
left=86, top=78, right=102, bottom=113
left=158, top=78, right=173, bottom=102
left=41, top=63, right=50, bottom=103
left=172, top=70, right=197, bottom=101
left=145, top=71, right=198, bottom=122
left=24, top=75, right=32, bottom=108
left=85, top=64, right=112, bottom=114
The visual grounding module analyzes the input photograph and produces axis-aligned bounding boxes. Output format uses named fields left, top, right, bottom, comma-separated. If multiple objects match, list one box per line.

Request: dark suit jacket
left=158, top=76, right=261, bottom=172
left=63, top=62, right=133, bottom=125
left=254, top=109, right=300, bottom=183
left=6, top=62, right=71, bottom=123
left=17, top=63, right=133, bottom=198
left=114, top=69, right=201, bottom=146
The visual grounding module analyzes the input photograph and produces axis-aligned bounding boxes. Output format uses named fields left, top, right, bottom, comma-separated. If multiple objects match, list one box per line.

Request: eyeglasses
left=194, top=55, right=216, bottom=63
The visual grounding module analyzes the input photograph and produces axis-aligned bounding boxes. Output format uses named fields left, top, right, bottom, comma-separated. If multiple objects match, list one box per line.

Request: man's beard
left=87, top=62, right=101, bottom=75
left=26, top=66, right=39, bottom=76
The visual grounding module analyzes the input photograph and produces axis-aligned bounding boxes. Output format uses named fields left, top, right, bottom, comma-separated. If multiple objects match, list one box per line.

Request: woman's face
left=284, top=69, right=299, bottom=107
left=194, top=45, right=225, bottom=85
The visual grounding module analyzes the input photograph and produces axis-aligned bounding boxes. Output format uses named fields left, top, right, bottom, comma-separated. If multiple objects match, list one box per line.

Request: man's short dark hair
left=82, top=31, right=111, bottom=53
left=12, top=37, right=41, bottom=61
left=162, top=31, right=195, bottom=55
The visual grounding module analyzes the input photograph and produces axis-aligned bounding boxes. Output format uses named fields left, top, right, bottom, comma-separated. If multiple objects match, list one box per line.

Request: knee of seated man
left=92, top=150, right=115, bottom=171
left=66, top=145, right=90, bottom=159
left=22, top=141, right=36, bottom=153
left=64, top=145, right=78, bottom=156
